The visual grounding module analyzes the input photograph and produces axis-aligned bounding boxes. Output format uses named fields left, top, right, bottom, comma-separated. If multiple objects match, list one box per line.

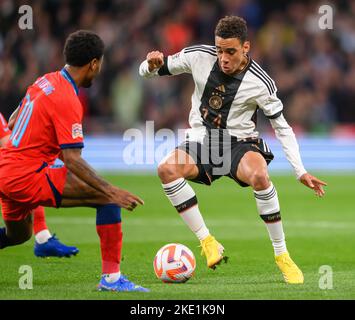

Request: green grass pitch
left=0, top=174, right=354, bottom=300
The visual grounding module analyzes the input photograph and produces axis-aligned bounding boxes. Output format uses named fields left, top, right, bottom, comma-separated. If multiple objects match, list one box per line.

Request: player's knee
left=157, top=162, right=180, bottom=183
left=250, top=170, right=270, bottom=190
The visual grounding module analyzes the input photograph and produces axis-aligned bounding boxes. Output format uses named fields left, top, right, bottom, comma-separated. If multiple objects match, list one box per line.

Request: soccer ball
left=153, top=243, right=196, bottom=283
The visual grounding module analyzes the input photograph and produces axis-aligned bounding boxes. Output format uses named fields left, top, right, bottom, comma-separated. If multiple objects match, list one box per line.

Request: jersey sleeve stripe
left=251, top=62, right=276, bottom=92
left=60, top=142, right=84, bottom=149
left=250, top=64, right=275, bottom=92
left=185, top=46, right=216, bottom=54
left=158, top=57, right=172, bottom=76
left=185, top=45, right=216, bottom=52
left=184, top=48, right=217, bottom=57
left=249, top=68, right=274, bottom=95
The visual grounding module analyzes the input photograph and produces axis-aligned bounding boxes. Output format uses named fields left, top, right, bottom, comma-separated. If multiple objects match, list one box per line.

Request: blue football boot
left=97, top=275, right=149, bottom=292
left=34, top=234, right=79, bottom=258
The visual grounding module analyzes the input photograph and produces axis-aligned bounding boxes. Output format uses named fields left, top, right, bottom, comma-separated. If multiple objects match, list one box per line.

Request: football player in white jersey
left=139, top=16, right=326, bottom=284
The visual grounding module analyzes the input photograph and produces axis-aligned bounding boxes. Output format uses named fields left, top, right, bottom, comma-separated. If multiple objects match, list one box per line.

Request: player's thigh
left=158, top=148, right=199, bottom=181
left=236, top=151, right=270, bottom=187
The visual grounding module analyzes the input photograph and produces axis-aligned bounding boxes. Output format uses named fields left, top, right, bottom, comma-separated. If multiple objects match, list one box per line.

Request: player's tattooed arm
left=62, top=148, right=144, bottom=210
left=62, top=148, right=112, bottom=191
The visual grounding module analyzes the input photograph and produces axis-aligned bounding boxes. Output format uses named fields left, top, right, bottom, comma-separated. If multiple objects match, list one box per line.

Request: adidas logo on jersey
left=215, top=85, right=225, bottom=93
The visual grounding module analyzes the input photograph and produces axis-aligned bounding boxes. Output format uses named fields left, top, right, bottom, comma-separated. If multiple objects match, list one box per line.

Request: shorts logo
left=72, top=123, right=83, bottom=139
left=251, top=144, right=261, bottom=151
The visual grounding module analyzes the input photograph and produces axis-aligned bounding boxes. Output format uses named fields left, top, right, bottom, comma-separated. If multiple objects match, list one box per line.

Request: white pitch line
left=43, top=217, right=355, bottom=230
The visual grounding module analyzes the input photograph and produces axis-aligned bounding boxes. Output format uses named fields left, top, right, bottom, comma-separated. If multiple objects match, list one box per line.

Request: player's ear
left=243, top=41, right=250, bottom=54
left=90, top=57, right=103, bottom=73
left=89, top=59, right=97, bottom=71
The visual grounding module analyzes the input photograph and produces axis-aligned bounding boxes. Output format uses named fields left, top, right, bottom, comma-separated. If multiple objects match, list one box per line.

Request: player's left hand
left=299, top=173, right=327, bottom=197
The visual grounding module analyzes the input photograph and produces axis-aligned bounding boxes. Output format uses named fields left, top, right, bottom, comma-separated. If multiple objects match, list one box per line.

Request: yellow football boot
left=275, top=252, right=304, bottom=284
left=200, top=235, right=227, bottom=269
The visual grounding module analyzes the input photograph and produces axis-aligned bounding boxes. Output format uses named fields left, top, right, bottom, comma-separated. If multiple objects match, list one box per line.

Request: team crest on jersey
left=209, top=93, right=223, bottom=110
left=72, top=123, right=83, bottom=139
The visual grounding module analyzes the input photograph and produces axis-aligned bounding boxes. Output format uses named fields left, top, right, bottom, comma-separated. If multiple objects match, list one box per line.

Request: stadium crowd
left=0, top=0, right=354, bottom=135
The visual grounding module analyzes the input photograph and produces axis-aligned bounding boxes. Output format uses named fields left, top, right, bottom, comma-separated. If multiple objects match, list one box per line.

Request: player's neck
left=63, top=65, right=84, bottom=88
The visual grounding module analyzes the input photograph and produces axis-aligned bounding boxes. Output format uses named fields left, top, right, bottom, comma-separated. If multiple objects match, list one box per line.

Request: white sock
left=162, top=178, right=210, bottom=241
left=254, top=183, right=287, bottom=256
left=35, top=229, right=52, bottom=244
left=104, top=272, right=121, bottom=283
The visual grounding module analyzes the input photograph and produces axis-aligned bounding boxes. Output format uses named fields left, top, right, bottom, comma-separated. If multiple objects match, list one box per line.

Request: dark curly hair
left=215, top=16, right=248, bottom=43
left=63, top=30, right=104, bottom=67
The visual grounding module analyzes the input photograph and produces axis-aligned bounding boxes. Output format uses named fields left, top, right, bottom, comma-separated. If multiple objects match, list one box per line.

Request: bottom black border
left=0, top=300, right=353, bottom=318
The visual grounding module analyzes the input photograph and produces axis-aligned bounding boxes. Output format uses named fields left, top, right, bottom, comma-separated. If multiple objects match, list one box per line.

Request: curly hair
left=215, top=16, right=248, bottom=43
left=63, top=30, right=104, bottom=67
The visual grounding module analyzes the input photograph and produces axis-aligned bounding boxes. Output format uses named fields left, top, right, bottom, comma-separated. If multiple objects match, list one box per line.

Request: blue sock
left=96, top=204, right=122, bottom=225
left=0, top=227, right=10, bottom=249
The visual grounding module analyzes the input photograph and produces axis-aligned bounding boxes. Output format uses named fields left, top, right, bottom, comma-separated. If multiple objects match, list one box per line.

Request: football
left=153, top=243, right=196, bottom=283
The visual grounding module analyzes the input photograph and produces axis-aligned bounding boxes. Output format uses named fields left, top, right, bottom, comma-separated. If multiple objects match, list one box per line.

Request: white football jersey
left=139, top=45, right=307, bottom=178
left=142, top=45, right=282, bottom=139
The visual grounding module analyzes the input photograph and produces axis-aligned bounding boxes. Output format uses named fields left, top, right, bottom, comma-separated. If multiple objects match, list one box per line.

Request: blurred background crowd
left=0, top=0, right=354, bottom=136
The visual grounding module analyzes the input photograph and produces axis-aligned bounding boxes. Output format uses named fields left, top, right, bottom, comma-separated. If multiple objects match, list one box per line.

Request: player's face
left=82, top=57, right=103, bottom=88
left=215, top=36, right=250, bottom=75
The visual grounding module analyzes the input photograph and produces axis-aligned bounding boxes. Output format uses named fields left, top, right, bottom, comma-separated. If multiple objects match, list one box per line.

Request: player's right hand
left=109, top=187, right=144, bottom=211
left=147, top=51, right=164, bottom=72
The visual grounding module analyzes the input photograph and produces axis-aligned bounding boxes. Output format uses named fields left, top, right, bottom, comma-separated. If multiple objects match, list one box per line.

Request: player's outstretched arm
left=256, top=76, right=328, bottom=198
left=269, top=114, right=327, bottom=197
left=139, top=48, right=191, bottom=78
left=61, top=148, right=144, bottom=211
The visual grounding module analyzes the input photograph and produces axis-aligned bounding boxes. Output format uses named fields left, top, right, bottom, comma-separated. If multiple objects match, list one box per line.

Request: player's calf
left=0, top=217, right=33, bottom=249
left=159, top=150, right=227, bottom=269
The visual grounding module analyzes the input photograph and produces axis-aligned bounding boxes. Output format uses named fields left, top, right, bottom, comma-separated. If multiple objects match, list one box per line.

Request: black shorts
left=177, top=133, right=274, bottom=187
